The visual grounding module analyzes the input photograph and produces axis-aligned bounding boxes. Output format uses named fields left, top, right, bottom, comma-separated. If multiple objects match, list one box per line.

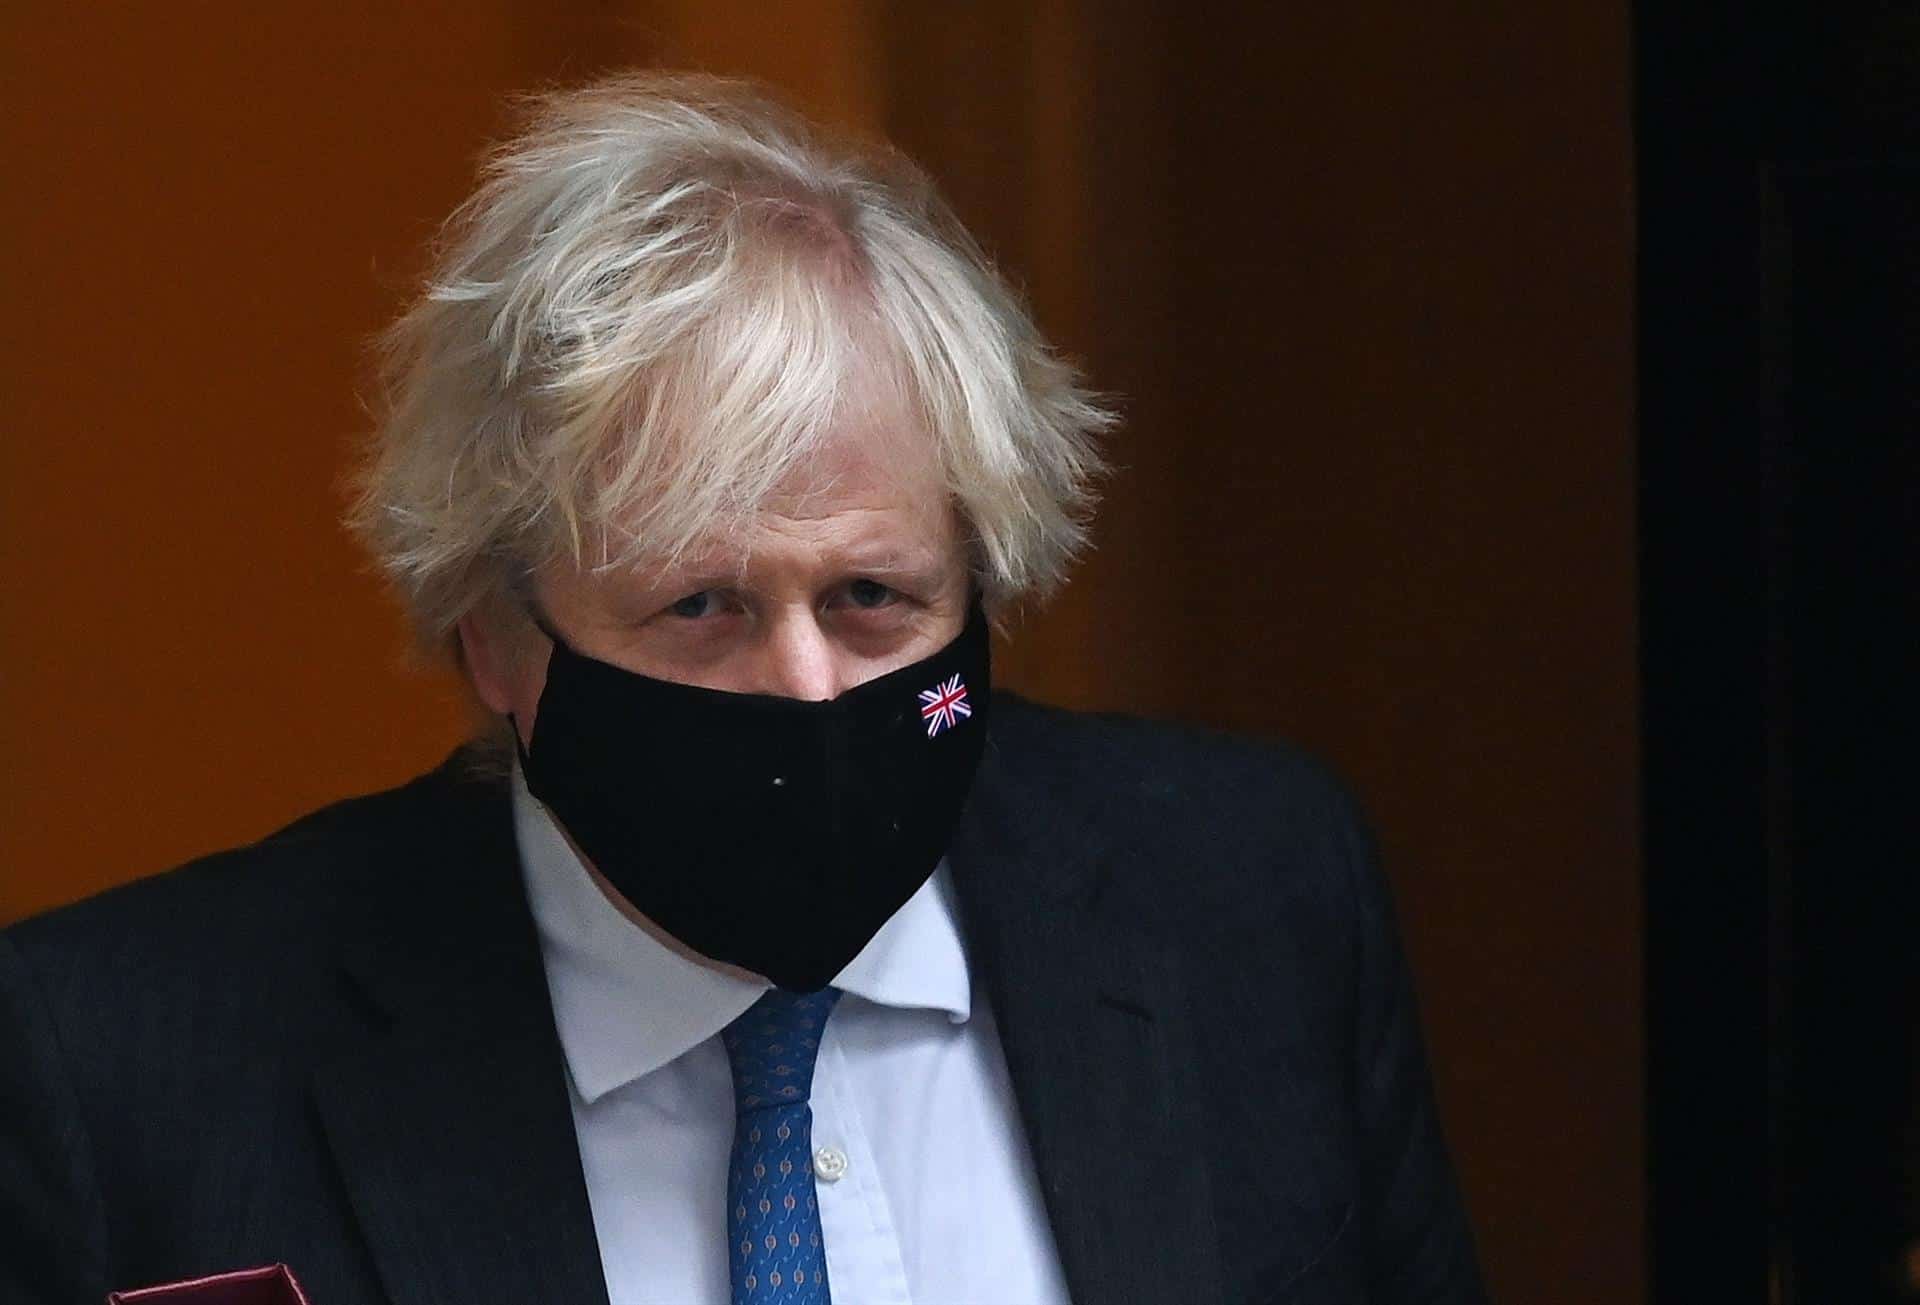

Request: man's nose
left=756, top=612, right=844, bottom=701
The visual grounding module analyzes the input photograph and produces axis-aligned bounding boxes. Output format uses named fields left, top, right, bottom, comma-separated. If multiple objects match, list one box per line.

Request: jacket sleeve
left=1334, top=787, right=1489, bottom=1303
left=0, top=931, right=110, bottom=1304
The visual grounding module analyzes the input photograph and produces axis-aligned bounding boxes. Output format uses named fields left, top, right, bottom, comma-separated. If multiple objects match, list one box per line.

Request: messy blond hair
left=350, top=71, right=1111, bottom=658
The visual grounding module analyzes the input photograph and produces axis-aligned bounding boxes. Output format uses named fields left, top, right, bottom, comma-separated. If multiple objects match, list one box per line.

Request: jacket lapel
left=948, top=711, right=1227, bottom=1305
left=311, top=764, right=610, bottom=1305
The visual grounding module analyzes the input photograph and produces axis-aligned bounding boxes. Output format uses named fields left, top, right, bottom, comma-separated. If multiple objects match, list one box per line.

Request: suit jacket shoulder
left=984, top=693, right=1379, bottom=941
left=3, top=762, right=509, bottom=1133
left=0, top=757, right=549, bottom=1305
left=8, top=764, right=461, bottom=1006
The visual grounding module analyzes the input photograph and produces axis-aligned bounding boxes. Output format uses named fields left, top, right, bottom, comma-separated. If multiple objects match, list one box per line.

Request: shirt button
left=813, top=1147, right=849, bottom=1183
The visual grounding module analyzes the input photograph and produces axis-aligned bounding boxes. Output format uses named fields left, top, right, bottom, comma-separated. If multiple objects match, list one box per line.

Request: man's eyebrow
left=626, top=546, right=950, bottom=594
left=837, top=551, right=945, bottom=576
left=605, top=559, right=742, bottom=603
left=829, top=549, right=963, bottom=587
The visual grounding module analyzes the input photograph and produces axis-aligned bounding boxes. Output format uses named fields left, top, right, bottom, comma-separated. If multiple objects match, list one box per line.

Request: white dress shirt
left=512, top=770, right=1073, bottom=1305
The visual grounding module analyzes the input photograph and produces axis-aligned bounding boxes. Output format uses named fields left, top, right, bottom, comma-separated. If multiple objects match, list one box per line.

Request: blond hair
left=350, top=71, right=1112, bottom=656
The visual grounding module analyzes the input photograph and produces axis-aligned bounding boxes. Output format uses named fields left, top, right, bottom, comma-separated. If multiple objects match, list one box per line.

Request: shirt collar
left=511, top=768, right=973, bottom=1105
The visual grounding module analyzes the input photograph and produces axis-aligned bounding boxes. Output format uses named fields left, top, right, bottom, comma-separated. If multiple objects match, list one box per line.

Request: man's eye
left=668, top=591, right=718, bottom=619
left=847, top=579, right=897, bottom=609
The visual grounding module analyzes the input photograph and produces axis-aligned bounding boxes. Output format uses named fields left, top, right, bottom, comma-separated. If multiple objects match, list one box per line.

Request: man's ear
left=457, top=609, right=521, bottom=717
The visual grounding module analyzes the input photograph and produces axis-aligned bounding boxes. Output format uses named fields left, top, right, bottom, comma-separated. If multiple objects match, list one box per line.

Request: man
left=1, top=74, right=1485, bottom=1304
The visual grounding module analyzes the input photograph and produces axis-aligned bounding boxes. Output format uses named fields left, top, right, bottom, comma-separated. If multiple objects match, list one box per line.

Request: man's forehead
left=757, top=450, right=946, bottom=523
left=573, top=467, right=959, bottom=599
left=657, top=505, right=955, bottom=582
left=608, top=412, right=949, bottom=540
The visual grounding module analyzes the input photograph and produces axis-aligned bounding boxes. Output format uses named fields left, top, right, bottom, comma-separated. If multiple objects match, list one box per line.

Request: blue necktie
left=721, top=987, right=842, bottom=1304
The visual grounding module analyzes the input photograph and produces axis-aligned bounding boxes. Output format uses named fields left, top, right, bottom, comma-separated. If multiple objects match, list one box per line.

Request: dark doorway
left=1639, top=3, right=1920, bottom=1300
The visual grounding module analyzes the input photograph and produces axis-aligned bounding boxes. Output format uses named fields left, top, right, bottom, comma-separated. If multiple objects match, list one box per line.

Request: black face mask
left=517, top=605, right=991, bottom=992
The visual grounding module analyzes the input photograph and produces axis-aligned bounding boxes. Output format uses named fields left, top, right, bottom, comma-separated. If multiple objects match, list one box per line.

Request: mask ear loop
left=509, top=601, right=567, bottom=765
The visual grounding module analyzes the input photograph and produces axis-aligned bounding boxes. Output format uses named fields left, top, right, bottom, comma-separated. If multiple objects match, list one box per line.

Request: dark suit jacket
left=1, top=696, right=1486, bottom=1304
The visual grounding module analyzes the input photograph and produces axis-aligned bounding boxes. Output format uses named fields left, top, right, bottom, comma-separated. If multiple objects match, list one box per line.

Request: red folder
left=108, top=1264, right=310, bottom=1304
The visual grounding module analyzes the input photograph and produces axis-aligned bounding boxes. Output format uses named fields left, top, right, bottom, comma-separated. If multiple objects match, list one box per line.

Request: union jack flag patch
left=917, top=675, right=972, bottom=738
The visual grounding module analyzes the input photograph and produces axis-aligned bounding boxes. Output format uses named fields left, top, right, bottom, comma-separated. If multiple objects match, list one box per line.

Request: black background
left=1639, top=1, right=1920, bottom=1298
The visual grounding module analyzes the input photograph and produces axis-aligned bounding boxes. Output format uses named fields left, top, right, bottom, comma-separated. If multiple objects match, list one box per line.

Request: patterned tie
left=720, top=987, right=842, bottom=1304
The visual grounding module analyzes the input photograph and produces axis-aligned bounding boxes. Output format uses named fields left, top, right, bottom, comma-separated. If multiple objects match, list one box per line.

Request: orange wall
left=0, top=1, right=881, bottom=917
left=3, top=5, right=1638, bottom=1300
